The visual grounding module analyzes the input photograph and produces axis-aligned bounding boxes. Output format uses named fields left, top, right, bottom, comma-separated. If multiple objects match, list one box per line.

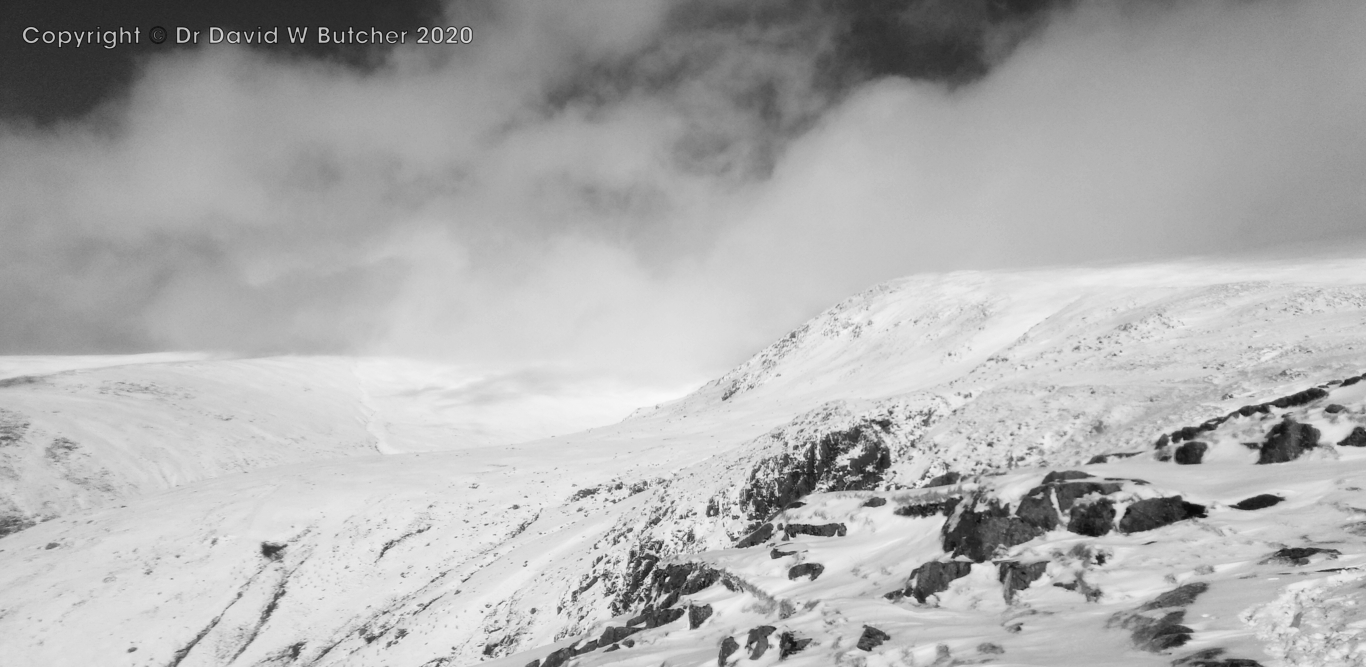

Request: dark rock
left=778, top=632, right=812, bottom=658
left=906, top=560, right=972, bottom=603
left=540, top=647, right=575, bottom=667
left=599, top=626, right=641, bottom=645
left=526, top=660, right=541, bottom=667
left=735, top=523, right=774, bottom=548
left=784, top=523, right=847, bottom=539
left=260, top=542, right=286, bottom=560
left=862, top=496, right=887, bottom=507
left=1067, top=498, right=1116, bottom=537
left=1155, top=433, right=1171, bottom=448
left=619, top=561, right=725, bottom=615
left=627, top=607, right=685, bottom=629
left=573, top=640, right=599, bottom=655
left=1231, top=494, right=1283, bottom=510
left=770, top=548, right=796, bottom=559
left=1174, top=442, right=1208, bottom=465
left=688, top=604, right=713, bottom=630
left=718, top=636, right=739, bottom=666
left=745, top=626, right=776, bottom=660
left=1172, top=648, right=1266, bottom=666
left=856, top=625, right=891, bottom=651
left=1126, top=611, right=1195, bottom=652
left=1172, top=426, right=1203, bottom=443
left=738, top=422, right=893, bottom=526
left=1270, top=387, right=1329, bottom=409
left=998, top=560, right=1048, bottom=603
left=1015, top=488, right=1059, bottom=531
left=1345, top=376, right=1363, bottom=387
left=925, top=472, right=963, bottom=487
left=977, top=642, right=1005, bottom=655
left=1325, top=404, right=1348, bottom=414
left=788, top=563, right=825, bottom=581
left=943, top=500, right=1044, bottom=562
left=783, top=501, right=806, bottom=510
left=1087, top=451, right=1142, bottom=464
left=1258, top=418, right=1321, bottom=464
left=1137, top=583, right=1209, bottom=612
left=1119, top=497, right=1207, bottom=534
left=1339, top=427, right=1366, bottom=448
left=1264, top=546, right=1340, bottom=566
left=1054, top=481, right=1123, bottom=512
left=1042, top=470, right=1092, bottom=484
left=0, top=513, right=35, bottom=539
left=894, top=499, right=957, bottom=518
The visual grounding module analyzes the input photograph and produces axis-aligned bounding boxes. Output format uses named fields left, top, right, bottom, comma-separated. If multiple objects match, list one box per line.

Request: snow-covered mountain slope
left=2, top=260, right=1366, bottom=667
left=0, top=355, right=666, bottom=536
left=0, top=357, right=380, bottom=534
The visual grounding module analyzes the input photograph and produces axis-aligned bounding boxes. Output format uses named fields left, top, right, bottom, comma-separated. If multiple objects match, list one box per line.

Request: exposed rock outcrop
left=1119, top=497, right=1207, bottom=533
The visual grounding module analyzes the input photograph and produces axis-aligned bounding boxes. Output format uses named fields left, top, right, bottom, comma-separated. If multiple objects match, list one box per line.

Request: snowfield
left=2, top=261, right=1366, bottom=667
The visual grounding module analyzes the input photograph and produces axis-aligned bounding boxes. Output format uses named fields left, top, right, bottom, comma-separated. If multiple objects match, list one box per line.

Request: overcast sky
left=2, top=0, right=1364, bottom=392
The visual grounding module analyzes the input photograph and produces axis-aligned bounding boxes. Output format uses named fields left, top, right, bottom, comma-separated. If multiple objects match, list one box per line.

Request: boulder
left=1054, top=481, right=1124, bottom=512
left=1230, top=494, right=1283, bottom=510
left=998, top=560, right=1048, bottom=603
left=906, top=560, right=972, bottom=603
left=1339, top=427, right=1366, bottom=448
left=1119, top=497, right=1207, bottom=534
left=1042, top=470, right=1092, bottom=484
left=688, top=604, right=713, bottom=630
left=1173, top=442, right=1208, bottom=465
left=1136, top=583, right=1208, bottom=612
left=788, top=563, right=825, bottom=581
left=1067, top=498, right=1116, bottom=537
left=745, top=626, right=777, bottom=660
left=1325, top=404, right=1348, bottom=414
left=1263, top=546, right=1340, bottom=566
left=856, top=625, right=891, bottom=651
left=943, top=500, right=1043, bottom=562
left=784, top=522, right=847, bottom=539
left=778, top=632, right=812, bottom=658
left=540, top=647, right=575, bottom=667
left=1257, top=418, right=1320, bottom=464
left=717, top=636, right=739, bottom=666
left=1126, top=611, right=1195, bottom=652
left=862, top=497, right=887, bottom=507
left=1015, top=487, right=1060, bottom=531
left=598, top=626, right=641, bottom=645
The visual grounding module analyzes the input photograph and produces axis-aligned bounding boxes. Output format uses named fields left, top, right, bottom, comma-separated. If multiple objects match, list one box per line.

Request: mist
left=2, top=0, right=1363, bottom=393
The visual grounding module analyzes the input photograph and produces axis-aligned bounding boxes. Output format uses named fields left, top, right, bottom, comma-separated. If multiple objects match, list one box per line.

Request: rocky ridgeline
left=505, top=375, right=1366, bottom=667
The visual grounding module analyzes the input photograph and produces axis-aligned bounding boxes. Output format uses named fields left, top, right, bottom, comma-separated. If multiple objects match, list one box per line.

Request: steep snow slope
left=2, top=260, right=1366, bottom=667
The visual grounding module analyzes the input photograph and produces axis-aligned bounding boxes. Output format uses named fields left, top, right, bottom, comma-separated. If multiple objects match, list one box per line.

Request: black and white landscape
left=3, top=1, right=1366, bottom=666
